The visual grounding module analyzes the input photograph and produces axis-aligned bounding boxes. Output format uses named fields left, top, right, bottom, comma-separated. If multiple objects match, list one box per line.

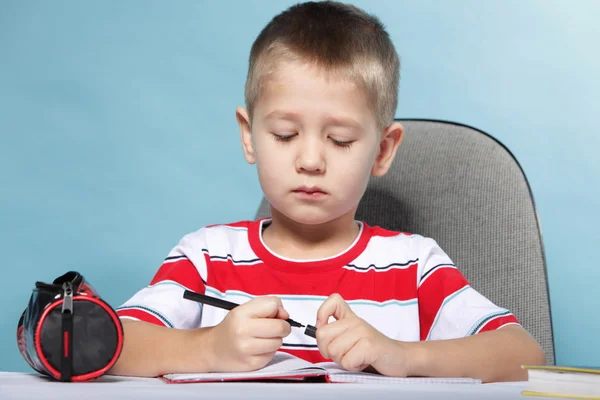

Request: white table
left=0, top=371, right=554, bottom=400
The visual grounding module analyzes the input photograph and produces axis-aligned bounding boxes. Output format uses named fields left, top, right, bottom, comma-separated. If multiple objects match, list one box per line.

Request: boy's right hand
left=204, top=296, right=292, bottom=372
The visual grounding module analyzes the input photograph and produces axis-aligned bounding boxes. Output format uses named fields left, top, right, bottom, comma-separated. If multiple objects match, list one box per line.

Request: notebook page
left=329, top=373, right=481, bottom=384
left=313, top=362, right=480, bottom=384
left=163, top=352, right=327, bottom=382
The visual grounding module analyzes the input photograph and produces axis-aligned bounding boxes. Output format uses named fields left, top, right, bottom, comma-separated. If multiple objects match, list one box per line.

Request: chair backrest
left=256, top=119, right=555, bottom=364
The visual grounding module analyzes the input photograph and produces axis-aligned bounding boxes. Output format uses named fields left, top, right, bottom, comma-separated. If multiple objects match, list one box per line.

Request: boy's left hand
left=315, top=293, right=410, bottom=376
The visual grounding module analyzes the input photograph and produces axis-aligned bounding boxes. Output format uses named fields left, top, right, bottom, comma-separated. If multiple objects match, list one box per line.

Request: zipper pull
left=61, top=282, right=73, bottom=314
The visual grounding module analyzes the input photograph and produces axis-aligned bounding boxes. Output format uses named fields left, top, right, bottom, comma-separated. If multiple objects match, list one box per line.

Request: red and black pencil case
left=17, top=271, right=124, bottom=381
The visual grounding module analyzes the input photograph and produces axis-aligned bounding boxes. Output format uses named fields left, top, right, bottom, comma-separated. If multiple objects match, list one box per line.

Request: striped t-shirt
left=117, top=218, right=519, bottom=363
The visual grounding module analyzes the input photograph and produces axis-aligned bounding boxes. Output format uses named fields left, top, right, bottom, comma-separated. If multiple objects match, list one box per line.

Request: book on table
left=522, top=364, right=600, bottom=399
left=161, top=351, right=481, bottom=384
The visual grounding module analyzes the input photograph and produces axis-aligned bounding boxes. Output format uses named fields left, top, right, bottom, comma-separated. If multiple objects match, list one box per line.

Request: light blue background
left=1, top=0, right=598, bottom=372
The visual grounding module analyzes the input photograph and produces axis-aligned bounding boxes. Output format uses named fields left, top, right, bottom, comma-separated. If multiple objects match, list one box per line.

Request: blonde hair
left=244, top=1, right=400, bottom=130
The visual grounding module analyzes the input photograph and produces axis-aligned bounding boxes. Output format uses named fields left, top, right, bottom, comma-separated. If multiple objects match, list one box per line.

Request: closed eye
left=272, top=133, right=297, bottom=142
left=330, top=138, right=354, bottom=148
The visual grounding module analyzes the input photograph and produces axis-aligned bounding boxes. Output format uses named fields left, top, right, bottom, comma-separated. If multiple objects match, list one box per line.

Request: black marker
left=183, top=290, right=317, bottom=338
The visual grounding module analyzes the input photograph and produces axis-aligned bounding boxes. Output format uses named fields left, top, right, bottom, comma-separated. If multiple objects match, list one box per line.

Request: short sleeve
left=416, top=237, right=520, bottom=341
left=116, top=231, right=209, bottom=330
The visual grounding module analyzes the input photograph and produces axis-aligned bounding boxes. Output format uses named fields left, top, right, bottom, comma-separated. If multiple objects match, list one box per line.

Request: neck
left=262, top=207, right=360, bottom=260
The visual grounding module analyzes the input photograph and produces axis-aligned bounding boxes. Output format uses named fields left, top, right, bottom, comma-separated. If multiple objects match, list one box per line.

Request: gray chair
left=256, top=119, right=555, bottom=364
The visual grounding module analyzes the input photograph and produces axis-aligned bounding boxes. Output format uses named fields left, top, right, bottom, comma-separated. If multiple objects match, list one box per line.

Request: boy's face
left=237, top=60, right=403, bottom=226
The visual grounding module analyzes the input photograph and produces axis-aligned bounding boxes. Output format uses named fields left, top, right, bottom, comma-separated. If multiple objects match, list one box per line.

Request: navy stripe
left=117, top=305, right=174, bottom=328
left=282, top=343, right=318, bottom=349
left=419, top=263, right=456, bottom=283
left=210, top=255, right=262, bottom=263
left=165, top=255, right=188, bottom=261
left=201, top=249, right=261, bottom=264
left=346, top=258, right=419, bottom=271
left=470, top=311, right=512, bottom=335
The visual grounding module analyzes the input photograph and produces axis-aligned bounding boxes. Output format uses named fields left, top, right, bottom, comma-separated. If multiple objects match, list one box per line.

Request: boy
left=109, top=1, right=545, bottom=382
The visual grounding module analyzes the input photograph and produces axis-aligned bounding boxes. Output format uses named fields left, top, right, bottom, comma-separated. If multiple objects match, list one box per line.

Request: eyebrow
left=264, top=111, right=362, bottom=130
left=324, top=116, right=362, bottom=130
left=264, top=111, right=301, bottom=122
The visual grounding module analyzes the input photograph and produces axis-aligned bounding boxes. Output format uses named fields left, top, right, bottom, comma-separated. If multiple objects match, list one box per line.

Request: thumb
left=316, top=293, right=354, bottom=328
left=275, top=305, right=290, bottom=321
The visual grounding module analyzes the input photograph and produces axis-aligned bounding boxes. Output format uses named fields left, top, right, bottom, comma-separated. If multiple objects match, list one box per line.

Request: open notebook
left=161, top=352, right=481, bottom=384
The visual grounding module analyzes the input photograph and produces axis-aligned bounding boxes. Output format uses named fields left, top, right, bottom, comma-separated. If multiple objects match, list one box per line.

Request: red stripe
left=477, top=314, right=520, bottom=333
left=150, top=258, right=205, bottom=293
left=117, top=308, right=167, bottom=327
left=370, top=226, right=415, bottom=238
left=418, top=268, right=469, bottom=340
left=224, top=221, right=253, bottom=228
left=63, top=332, right=69, bottom=357
left=205, top=259, right=419, bottom=302
left=206, top=221, right=252, bottom=229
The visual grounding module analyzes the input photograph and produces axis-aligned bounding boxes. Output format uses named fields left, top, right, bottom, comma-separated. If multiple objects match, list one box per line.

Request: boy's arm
left=394, top=324, right=545, bottom=382
left=108, top=320, right=216, bottom=377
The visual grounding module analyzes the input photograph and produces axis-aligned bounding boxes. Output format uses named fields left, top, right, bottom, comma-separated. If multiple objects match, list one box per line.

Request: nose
left=295, top=136, right=325, bottom=174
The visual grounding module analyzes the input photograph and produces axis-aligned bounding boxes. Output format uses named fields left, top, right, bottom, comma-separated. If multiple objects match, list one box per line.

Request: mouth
left=292, top=186, right=328, bottom=197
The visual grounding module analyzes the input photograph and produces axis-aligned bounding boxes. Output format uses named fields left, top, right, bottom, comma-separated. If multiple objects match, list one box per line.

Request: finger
left=247, top=318, right=292, bottom=339
left=241, top=296, right=286, bottom=319
left=339, top=339, right=371, bottom=372
left=316, top=293, right=355, bottom=328
left=326, top=328, right=362, bottom=367
left=315, top=319, right=353, bottom=359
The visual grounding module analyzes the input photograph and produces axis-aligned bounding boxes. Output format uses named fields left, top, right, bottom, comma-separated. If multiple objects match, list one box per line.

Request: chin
left=277, top=206, right=352, bottom=226
left=289, top=215, right=332, bottom=225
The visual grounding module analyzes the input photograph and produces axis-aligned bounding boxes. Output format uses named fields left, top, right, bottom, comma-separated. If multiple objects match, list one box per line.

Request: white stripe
left=427, top=287, right=510, bottom=340
left=426, top=285, right=470, bottom=340
left=119, top=283, right=202, bottom=329
left=148, top=279, right=195, bottom=292
left=118, top=316, right=140, bottom=321
left=203, top=286, right=417, bottom=307
left=205, top=225, right=249, bottom=232
left=415, top=237, right=456, bottom=289
left=186, top=225, right=260, bottom=272
left=201, top=286, right=420, bottom=344
left=345, top=233, right=421, bottom=273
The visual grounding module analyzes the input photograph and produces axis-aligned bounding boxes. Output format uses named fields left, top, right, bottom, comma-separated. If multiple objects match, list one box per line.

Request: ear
left=236, top=107, right=255, bottom=164
left=371, top=121, right=404, bottom=177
